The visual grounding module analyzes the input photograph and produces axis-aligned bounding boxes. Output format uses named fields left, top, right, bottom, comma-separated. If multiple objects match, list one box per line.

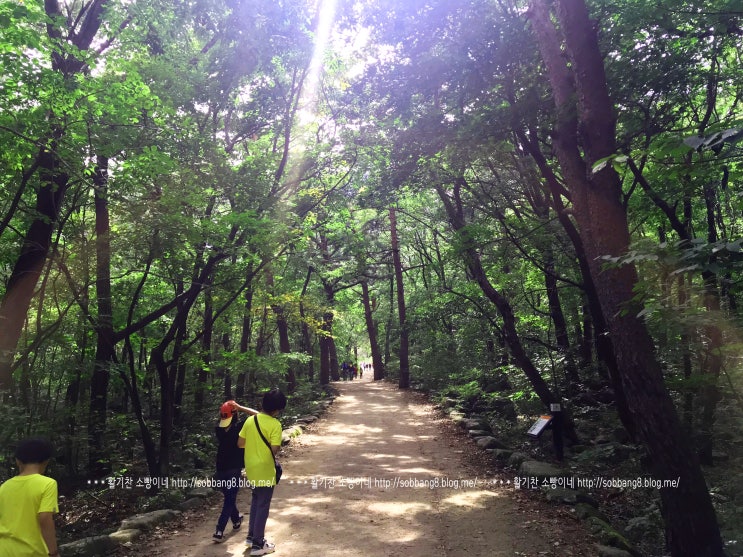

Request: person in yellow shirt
left=238, top=389, right=285, bottom=556
left=0, top=438, right=59, bottom=557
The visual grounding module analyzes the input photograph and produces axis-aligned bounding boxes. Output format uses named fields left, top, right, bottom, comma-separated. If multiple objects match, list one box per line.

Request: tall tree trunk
left=0, top=0, right=110, bottom=391
left=529, top=2, right=723, bottom=554
left=195, top=274, right=214, bottom=410
left=578, top=304, right=592, bottom=367
left=267, top=267, right=295, bottom=392
left=522, top=182, right=580, bottom=388
left=0, top=145, right=69, bottom=391
left=318, top=234, right=341, bottom=383
left=219, top=332, right=231, bottom=397
left=64, top=369, right=83, bottom=478
left=389, top=206, right=409, bottom=389
left=299, top=267, right=315, bottom=382
left=698, top=181, right=724, bottom=465
left=544, top=244, right=579, bottom=390
left=384, top=269, right=394, bottom=367
left=679, top=276, right=694, bottom=431
left=116, top=239, right=178, bottom=473
left=301, top=314, right=314, bottom=382
left=171, top=280, right=187, bottom=424
left=329, top=334, right=340, bottom=381
left=361, top=279, right=385, bottom=381
left=276, top=306, right=295, bottom=390
left=517, top=127, right=634, bottom=436
left=237, top=277, right=254, bottom=399
left=320, top=281, right=340, bottom=382
left=123, top=336, right=158, bottom=478
left=88, top=156, right=114, bottom=476
left=250, top=302, right=270, bottom=395
left=319, top=310, right=332, bottom=385
left=172, top=324, right=188, bottom=426
left=151, top=345, right=175, bottom=478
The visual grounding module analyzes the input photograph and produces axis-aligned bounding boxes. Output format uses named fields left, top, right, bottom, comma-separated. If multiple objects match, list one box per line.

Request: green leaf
left=592, top=156, right=611, bottom=174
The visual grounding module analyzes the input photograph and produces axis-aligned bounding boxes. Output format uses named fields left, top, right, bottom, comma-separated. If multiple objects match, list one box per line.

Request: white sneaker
left=250, top=540, right=276, bottom=555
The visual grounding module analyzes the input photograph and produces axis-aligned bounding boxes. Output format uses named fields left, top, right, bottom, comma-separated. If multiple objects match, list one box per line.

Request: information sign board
left=527, top=414, right=553, bottom=438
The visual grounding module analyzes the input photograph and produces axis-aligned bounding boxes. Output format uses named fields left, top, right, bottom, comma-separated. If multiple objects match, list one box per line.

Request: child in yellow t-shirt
left=237, top=389, right=286, bottom=556
left=0, top=438, right=60, bottom=557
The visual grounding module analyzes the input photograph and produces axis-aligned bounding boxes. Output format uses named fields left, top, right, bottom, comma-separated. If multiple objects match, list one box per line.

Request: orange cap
left=218, top=401, right=236, bottom=427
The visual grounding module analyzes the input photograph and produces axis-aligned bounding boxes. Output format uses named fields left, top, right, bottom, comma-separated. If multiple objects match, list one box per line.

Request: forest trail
left=129, top=378, right=593, bottom=556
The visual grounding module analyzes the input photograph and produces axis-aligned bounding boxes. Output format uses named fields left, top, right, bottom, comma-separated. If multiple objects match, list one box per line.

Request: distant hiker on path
left=213, top=400, right=258, bottom=543
left=238, top=389, right=286, bottom=556
left=0, top=438, right=60, bottom=557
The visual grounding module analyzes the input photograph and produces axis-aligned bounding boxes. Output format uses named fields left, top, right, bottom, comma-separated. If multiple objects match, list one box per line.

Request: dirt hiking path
left=129, top=379, right=593, bottom=556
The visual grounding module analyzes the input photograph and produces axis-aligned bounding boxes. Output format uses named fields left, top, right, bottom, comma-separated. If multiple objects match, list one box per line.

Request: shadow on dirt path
left=127, top=379, right=593, bottom=556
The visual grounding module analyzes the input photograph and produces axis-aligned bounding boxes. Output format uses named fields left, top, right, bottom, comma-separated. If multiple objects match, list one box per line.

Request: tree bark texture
left=516, top=116, right=636, bottom=439
left=0, top=146, right=69, bottom=390
left=528, top=1, right=724, bottom=554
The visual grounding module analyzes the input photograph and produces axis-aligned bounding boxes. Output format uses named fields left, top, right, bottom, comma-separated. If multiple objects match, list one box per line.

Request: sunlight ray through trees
left=1, top=1, right=742, bottom=554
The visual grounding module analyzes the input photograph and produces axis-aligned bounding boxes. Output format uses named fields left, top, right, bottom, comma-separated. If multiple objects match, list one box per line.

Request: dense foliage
left=1, top=0, right=742, bottom=554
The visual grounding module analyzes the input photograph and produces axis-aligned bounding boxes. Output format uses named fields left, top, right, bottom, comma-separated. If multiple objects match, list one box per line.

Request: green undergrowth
left=416, top=366, right=743, bottom=557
